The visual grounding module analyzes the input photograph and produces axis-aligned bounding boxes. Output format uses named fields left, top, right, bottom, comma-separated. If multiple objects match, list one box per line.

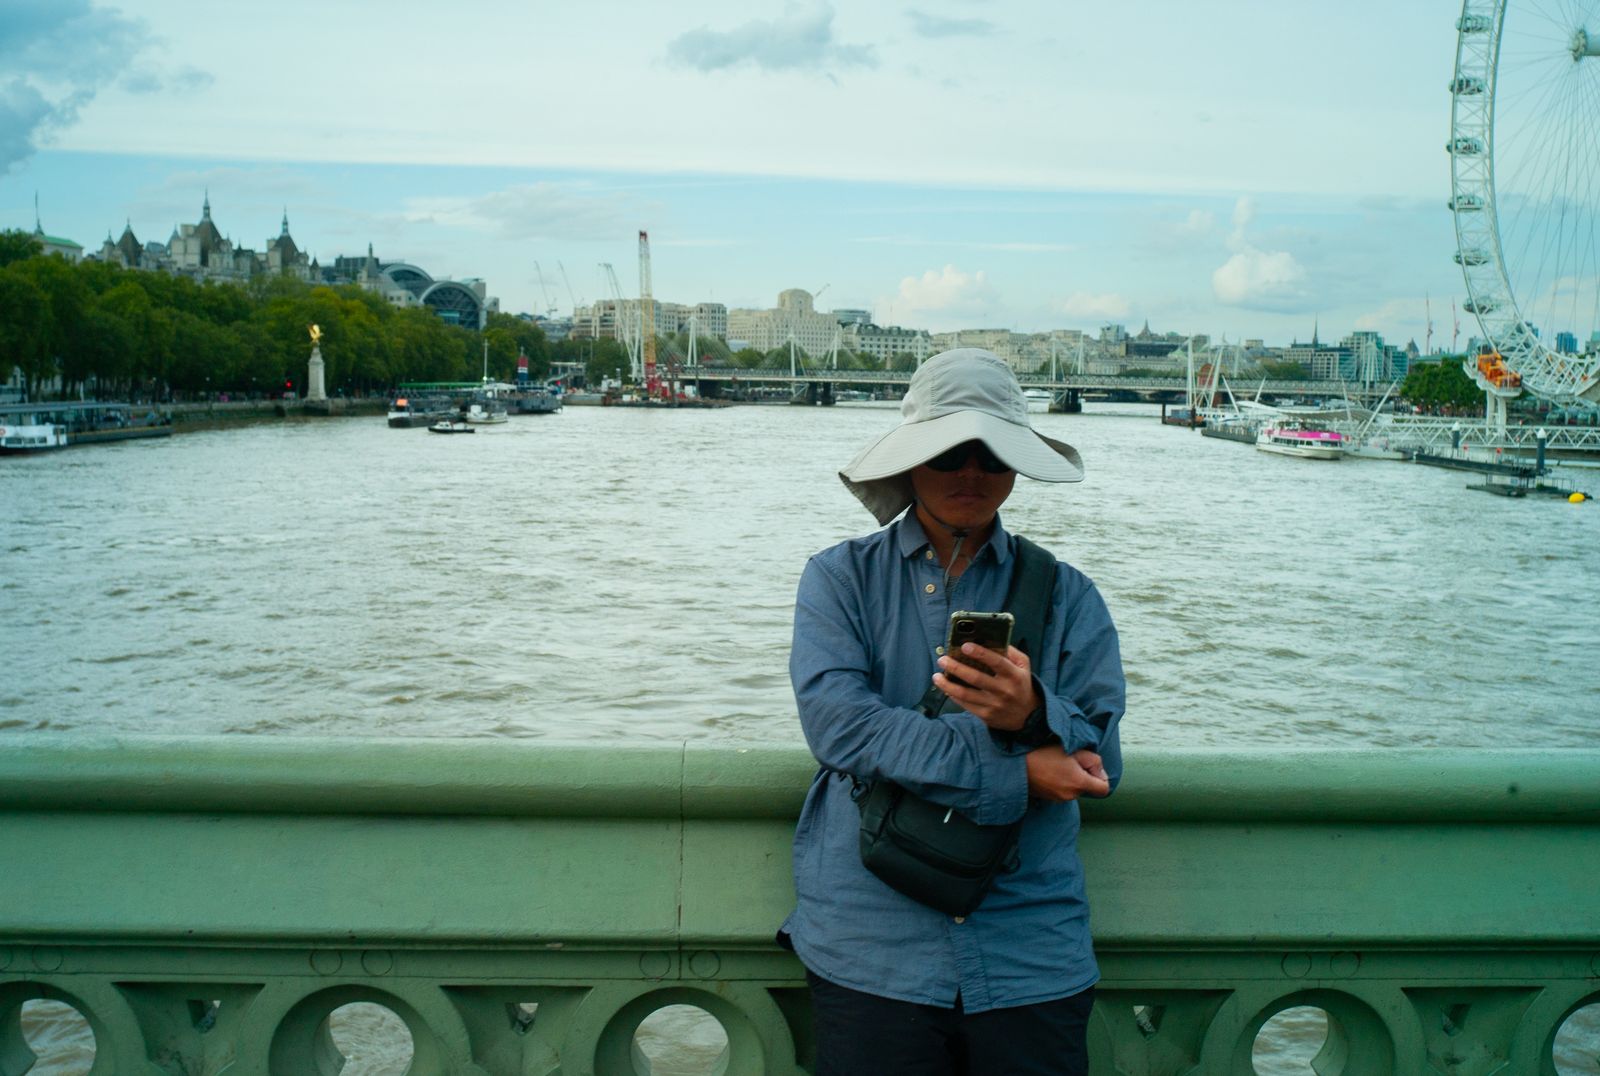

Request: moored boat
left=0, top=402, right=171, bottom=454
left=1256, top=423, right=1346, bottom=460
left=387, top=395, right=451, bottom=428
left=463, top=399, right=508, bottom=425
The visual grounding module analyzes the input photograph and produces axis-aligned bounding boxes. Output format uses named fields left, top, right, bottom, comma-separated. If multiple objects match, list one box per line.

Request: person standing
left=783, top=348, right=1126, bottom=1075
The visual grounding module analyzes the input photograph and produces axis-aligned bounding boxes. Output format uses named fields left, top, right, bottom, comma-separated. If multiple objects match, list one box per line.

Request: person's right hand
left=1025, top=747, right=1111, bottom=801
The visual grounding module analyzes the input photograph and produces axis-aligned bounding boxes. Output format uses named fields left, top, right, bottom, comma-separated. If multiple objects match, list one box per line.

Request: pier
left=3, top=738, right=1598, bottom=1074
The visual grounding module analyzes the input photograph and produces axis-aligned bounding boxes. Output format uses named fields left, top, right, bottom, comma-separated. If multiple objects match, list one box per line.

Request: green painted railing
left=2, top=739, right=1598, bottom=1075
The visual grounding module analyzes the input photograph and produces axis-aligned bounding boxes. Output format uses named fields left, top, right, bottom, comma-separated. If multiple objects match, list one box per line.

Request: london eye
left=1449, top=0, right=1600, bottom=407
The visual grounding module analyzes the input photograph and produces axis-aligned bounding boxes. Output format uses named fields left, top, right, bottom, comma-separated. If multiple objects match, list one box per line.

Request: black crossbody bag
left=852, top=535, right=1057, bottom=917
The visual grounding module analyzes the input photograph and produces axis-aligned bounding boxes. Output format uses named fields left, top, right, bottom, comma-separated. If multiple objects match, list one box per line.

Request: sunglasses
left=925, top=441, right=1012, bottom=474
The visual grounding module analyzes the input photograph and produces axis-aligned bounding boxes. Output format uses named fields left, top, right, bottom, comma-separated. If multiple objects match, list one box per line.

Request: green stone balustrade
left=2, top=738, right=1599, bottom=1075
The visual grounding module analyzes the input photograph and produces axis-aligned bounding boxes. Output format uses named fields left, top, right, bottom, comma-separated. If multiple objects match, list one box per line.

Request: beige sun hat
left=839, top=348, right=1083, bottom=524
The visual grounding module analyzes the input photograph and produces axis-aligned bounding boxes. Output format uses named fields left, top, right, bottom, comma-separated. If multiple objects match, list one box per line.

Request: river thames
left=3, top=401, right=1598, bottom=1074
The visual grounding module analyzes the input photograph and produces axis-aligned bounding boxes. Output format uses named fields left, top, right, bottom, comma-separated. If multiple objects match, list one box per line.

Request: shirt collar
left=893, top=508, right=1013, bottom=566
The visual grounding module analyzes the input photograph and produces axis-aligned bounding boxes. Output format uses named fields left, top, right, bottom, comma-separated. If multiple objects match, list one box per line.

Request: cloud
left=666, top=3, right=876, bottom=74
left=121, top=66, right=214, bottom=95
left=1178, top=209, right=1216, bottom=236
left=400, top=182, right=639, bottom=243
left=0, top=1, right=210, bottom=174
left=1056, top=292, right=1131, bottom=320
left=906, top=10, right=998, bottom=38
left=1212, top=249, right=1309, bottom=310
left=1211, top=195, right=1310, bottom=311
left=880, top=264, right=997, bottom=322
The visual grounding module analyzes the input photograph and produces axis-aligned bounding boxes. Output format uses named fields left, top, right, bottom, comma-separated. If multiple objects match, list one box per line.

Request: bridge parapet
left=2, top=739, right=1597, bottom=1074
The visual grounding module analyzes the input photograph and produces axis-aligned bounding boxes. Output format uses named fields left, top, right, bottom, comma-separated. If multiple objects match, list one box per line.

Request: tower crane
left=558, top=261, right=579, bottom=313
left=601, top=262, right=640, bottom=378
left=639, top=230, right=662, bottom=399
left=533, top=262, right=559, bottom=317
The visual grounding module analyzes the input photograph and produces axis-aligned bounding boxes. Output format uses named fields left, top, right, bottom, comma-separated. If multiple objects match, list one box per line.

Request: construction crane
left=601, top=262, right=640, bottom=378
left=532, top=262, right=559, bottom=317
left=558, top=261, right=579, bottom=313
left=639, top=230, right=662, bottom=400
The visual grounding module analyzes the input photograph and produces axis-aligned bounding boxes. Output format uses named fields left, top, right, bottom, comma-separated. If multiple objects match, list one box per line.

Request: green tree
left=1400, top=357, right=1481, bottom=412
left=0, top=230, right=42, bottom=268
left=0, top=268, right=53, bottom=396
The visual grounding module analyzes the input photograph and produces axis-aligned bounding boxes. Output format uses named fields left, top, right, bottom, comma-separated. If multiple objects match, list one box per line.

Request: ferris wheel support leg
left=1486, top=391, right=1508, bottom=439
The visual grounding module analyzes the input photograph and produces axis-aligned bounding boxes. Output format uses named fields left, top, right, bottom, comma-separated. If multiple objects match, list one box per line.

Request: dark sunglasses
left=925, top=441, right=1012, bottom=474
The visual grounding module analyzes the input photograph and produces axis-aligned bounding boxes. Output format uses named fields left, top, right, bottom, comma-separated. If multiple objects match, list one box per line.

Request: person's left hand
left=933, top=644, right=1040, bottom=732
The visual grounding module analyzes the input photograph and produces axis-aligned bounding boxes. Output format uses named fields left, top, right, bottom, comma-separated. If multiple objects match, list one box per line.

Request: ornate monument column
left=306, top=324, right=328, bottom=402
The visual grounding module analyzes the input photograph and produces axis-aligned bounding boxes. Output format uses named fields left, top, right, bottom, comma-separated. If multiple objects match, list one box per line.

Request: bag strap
left=917, top=534, right=1056, bottom=717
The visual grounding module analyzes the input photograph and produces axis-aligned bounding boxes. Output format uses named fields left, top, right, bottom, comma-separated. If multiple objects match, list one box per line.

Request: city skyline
left=3, top=1, right=1479, bottom=346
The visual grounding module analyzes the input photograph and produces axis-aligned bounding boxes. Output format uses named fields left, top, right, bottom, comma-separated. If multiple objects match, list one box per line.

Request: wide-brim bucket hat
left=840, top=348, right=1083, bottom=524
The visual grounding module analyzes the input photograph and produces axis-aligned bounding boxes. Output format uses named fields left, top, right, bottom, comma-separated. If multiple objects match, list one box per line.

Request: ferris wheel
left=1449, top=0, right=1600, bottom=406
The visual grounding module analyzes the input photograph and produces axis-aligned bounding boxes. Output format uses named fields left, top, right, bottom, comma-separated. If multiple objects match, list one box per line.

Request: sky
left=0, top=0, right=1499, bottom=347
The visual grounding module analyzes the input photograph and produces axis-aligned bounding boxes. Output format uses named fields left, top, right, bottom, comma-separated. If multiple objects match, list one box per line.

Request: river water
left=4, top=401, right=1598, bottom=1074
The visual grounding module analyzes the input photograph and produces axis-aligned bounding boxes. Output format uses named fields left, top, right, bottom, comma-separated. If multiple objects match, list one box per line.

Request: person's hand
left=933, top=644, right=1037, bottom=731
left=1025, top=747, right=1111, bottom=801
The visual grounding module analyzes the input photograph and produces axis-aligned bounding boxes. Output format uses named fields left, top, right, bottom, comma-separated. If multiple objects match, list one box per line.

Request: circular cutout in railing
left=1553, top=999, right=1600, bottom=1076
left=15, top=998, right=97, bottom=1076
left=633, top=1003, right=731, bottom=1076
left=325, top=1001, right=415, bottom=1076
left=1253, top=1005, right=1330, bottom=1075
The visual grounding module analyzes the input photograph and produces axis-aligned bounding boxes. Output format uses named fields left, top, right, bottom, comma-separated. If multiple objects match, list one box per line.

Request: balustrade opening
left=324, top=1001, right=414, bottom=1076
left=632, top=1003, right=730, bottom=1076
left=1252, top=1005, right=1329, bottom=1074
left=10, top=998, right=96, bottom=1076
left=1554, top=998, right=1600, bottom=1076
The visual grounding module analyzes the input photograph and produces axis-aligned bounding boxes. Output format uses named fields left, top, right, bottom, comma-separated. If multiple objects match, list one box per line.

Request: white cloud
left=666, top=4, right=876, bottom=74
left=1212, top=248, right=1309, bottom=310
left=879, top=264, right=996, bottom=322
left=400, top=182, right=640, bottom=243
left=1056, top=292, right=1130, bottom=320
left=0, top=1, right=208, bottom=174
left=906, top=10, right=997, bottom=38
left=1179, top=209, right=1216, bottom=236
left=1211, top=194, right=1310, bottom=311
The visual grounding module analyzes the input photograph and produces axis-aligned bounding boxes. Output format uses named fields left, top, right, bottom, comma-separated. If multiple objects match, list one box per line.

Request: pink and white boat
left=1255, top=423, right=1346, bottom=460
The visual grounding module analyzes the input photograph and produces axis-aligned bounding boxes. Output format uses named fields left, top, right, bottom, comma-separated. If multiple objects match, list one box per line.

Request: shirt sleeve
left=1039, top=568, right=1127, bottom=792
left=790, top=553, right=1029, bottom=826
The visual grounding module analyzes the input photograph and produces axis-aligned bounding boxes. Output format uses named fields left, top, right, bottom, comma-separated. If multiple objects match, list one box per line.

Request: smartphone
left=944, top=611, right=1014, bottom=687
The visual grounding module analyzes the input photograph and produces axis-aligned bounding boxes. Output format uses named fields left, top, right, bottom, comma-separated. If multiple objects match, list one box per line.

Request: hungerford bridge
left=672, top=364, right=1388, bottom=410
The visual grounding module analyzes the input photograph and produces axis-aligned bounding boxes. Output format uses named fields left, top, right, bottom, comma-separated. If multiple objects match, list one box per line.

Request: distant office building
left=727, top=289, right=841, bottom=356
left=843, top=323, right=932, bottom=366
left=571, top=299, right=725, bottom=342
left=1556, top=331, right=1578, bottom=354
left=833, top=308, right=872, bottom=327
left=931, top=329, right=1031, bottom=369
left=1100, top=323, right=1127, bottom=345
left=321, top=243, right=495, bottom=329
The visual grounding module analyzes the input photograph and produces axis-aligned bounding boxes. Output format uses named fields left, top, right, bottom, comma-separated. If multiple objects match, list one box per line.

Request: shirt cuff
left=973, top=743, right=1029, bottom=826
left=1044, top=691, right=1103, bottom=754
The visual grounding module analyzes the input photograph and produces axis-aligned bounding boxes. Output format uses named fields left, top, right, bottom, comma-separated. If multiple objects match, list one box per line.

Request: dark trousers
left=807, top=970, right=1094, bottom=1076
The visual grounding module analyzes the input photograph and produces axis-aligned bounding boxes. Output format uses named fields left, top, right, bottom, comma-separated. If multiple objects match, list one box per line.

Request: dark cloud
left=906, top=10, right=997, bottom=38
left=0, top=1, right=211, bottom=175
left=667, top=4, right=876, bottom=74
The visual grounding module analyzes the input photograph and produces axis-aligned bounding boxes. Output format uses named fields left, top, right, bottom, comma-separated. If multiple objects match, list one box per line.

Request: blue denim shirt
left=784, top=512, right=1125, bottom=1012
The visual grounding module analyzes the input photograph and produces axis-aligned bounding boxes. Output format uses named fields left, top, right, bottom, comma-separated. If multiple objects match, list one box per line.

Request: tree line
left=0, top=230, right=562, bottom=401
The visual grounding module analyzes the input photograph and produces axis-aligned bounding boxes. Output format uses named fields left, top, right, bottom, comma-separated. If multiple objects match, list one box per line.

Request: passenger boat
left=387, top=396, right=450, bottom=428
left=0, top=402, right=171, bottom=455
left=428, top=420, right=475, bottom=434
left=463, top=399, right=508, bottom=425
left=1255, top=424, right=1347, bottom=460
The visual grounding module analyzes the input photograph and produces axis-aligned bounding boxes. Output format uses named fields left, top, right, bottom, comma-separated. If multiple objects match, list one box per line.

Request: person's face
left=910, top=440, right=1016, bottom=531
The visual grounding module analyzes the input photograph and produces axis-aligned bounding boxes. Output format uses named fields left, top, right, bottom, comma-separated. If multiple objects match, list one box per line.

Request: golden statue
left=309, top=324, right=323, bottom=345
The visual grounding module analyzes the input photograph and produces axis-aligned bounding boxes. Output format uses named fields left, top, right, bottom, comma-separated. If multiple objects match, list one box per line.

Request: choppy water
left=5, top=401, right=1598, bottom=1074
left=4, top=401, right=1597, bottom=744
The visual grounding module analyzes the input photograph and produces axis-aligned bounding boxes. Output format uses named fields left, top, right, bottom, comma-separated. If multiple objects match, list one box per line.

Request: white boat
left=0, top=402, right=170, bottom=454
left=463, top=400, right=508, bottom=424
left=0, top=411, right=67, bottom=454
left=428, top=420, right=475, bottom=434
left=1256, top=424, right=1347, bottom=460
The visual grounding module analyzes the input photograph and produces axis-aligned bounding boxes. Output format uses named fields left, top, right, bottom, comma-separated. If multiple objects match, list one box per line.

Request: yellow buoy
left=1571, top=492, right=1587, bottom=503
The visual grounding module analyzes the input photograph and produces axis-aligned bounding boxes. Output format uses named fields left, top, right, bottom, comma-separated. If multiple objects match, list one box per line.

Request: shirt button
left=924, top=583, right=936, bottom=594
left=953, top=917, right=966, bottom=924
left=936, top=646, right=945, bottom=655
left=925, top=550, right=934, bottom=560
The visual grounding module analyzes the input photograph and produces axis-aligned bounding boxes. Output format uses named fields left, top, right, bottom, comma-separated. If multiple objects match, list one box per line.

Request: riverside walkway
left=2, top=739, right=1597, bottom=1074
